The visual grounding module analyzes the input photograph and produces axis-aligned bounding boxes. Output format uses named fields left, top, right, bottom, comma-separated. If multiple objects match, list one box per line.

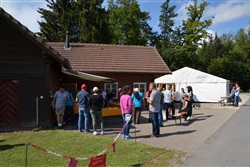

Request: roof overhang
left=62, top=67, right=114, bottom=83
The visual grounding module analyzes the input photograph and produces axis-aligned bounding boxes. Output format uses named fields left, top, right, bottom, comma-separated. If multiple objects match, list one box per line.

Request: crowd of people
left=52, top=83, right=195, bottom=139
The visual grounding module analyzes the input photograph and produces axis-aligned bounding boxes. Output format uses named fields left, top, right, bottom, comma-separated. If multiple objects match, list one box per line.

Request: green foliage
left=107, top=0, right=155, bottom=45
left=77, top=0, right=111, bottom=43
left=176, top=0, right=213, bottom=70
left=37, top=0, right=110, bottom=43
left=207, top=28, right=250, bottom=90
left=157, top=0, right=178, bottom=70
left=0, top=130, right=178, bottom=167
left=37, top=0, right=78, bottom=42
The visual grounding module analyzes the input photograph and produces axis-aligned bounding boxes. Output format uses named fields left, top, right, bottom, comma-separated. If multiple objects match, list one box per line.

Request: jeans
left=122, top=114, right=132, bottom=136
left=234, top=95, right=239, bottom=106
left=150, top=111, right=160, bottom=136
left=231, top=94, right=235, bottom=105
left=78, top=108, right=89, bottom=131
left=164, top=102, right=175, bottom=119
left=64, top=106, right=75, bottom=125
left=158, top=104, right=163, bottom=126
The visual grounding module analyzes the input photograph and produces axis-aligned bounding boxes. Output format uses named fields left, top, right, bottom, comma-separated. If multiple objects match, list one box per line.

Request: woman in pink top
left=120, top=85, right=133, bottom=139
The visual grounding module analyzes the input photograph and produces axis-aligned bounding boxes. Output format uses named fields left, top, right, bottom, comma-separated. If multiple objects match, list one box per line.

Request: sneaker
left=93, top=131, right=97, bottom=135
left=150, top=134, right=156, bottom=138
left=186, top=116, right=190, bottom=120
left=101, top=131, right=104, bottom=135
left=79, top=129, right=83, bottom=132
left=122, top=135, right=125, bottom=140
left=125, top=135, right=132, bottom=139
left=84, top=130, right=90, bottom=133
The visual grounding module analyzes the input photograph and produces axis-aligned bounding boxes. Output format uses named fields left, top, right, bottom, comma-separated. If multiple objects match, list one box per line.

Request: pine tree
left=37, top=0, right=78, bottom=42
left=158, top=0, right=178, bottom=70
left=37, top=0, right=110, bottom=43
left=77, top=0, right=111, bottom=43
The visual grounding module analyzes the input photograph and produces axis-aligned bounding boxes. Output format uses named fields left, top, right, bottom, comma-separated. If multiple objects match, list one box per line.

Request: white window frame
left=133, top=82, right=147, bottom=96
left=104, top=82, right=118, bottom=99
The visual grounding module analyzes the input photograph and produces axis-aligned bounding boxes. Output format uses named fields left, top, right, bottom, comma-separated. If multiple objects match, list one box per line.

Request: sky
left=1, top=0, right=250, bottom=38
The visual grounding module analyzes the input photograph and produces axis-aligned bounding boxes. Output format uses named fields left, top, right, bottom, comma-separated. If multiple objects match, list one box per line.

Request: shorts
left=55, top=107, right=65, bottom=115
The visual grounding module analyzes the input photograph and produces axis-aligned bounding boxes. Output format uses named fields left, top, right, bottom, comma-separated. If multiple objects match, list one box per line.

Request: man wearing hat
left=76, top=84, right=90, bottom=132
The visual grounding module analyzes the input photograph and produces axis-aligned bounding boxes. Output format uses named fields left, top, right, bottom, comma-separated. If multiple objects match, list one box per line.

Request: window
left=104, top=82, right=118, bottom=99
left=133, top=82, right=146, bottom=97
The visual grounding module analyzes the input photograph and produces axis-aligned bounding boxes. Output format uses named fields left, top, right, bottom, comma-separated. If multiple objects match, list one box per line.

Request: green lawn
left=0, top=130, right=180, bottom=167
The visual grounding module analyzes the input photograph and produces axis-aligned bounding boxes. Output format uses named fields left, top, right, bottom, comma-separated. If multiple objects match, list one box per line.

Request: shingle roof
left=0, top=7, right=70, bottom=69
left=48, top=43, right=172, bottom=74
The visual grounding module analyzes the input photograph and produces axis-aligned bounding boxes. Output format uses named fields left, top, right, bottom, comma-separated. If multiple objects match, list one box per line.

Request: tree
left=77, top=0, right=111, bottom=43
left=196, top=33, right=226, bottom=71
left=207, top=29, right=250, bottom=90
left=157, top=0, right=178, bottom=70
left=176, top=0, right=213, bottom=69
left=107, top=0, right=155, bottom=45
left=37, top=0, right=111, bottom=43
left=37, top=0, right=78, bottom=42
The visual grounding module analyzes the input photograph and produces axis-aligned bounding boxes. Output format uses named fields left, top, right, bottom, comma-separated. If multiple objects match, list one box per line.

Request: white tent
left=155, top=67, right=230, bottom=102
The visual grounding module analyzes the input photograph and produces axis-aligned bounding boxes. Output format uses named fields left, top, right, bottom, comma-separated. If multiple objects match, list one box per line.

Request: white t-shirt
left=163, top=90, right=171, bottom=103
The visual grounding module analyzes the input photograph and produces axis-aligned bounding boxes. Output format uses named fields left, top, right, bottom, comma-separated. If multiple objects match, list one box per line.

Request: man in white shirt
left=163, top=85, right=174, bottom=119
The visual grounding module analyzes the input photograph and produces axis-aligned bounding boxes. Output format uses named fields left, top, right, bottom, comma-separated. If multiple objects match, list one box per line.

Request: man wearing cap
left=53, top=85, right=69, bottom=128
left=76, top=84, right=90, bottom=132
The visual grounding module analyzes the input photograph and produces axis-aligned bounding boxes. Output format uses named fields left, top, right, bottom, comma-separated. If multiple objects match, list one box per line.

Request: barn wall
left=0, top=16, right=55, bottom=128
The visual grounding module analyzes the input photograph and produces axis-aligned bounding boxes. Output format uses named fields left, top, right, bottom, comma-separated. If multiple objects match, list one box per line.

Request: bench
left=173, top=112, right=187, bottom=125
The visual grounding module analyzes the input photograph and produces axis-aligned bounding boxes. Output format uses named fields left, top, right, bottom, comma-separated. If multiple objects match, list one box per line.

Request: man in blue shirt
left=76, top=84, right=90, bottom=132
left=131, top=88, right=144, bottom=124
left=234, top=83, right=240, bottom=107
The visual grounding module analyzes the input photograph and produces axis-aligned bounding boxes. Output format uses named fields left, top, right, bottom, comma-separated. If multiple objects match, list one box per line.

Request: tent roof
left=155, top=67, right=228, bottom=84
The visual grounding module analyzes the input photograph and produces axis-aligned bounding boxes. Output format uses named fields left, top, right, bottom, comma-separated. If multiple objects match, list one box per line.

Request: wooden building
left=49, top=42, right=171, bottom=100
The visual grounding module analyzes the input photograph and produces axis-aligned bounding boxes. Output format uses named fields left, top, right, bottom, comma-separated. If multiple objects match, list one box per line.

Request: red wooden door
left=0, top=79, right=19, bottom=128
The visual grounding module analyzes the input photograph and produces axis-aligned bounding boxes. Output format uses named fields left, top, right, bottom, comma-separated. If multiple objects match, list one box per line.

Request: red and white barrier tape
left=29, top=111, right=134, bottom=160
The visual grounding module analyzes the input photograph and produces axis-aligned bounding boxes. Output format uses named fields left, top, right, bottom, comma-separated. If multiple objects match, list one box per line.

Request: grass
left=0, top=130, right=179, bottom=167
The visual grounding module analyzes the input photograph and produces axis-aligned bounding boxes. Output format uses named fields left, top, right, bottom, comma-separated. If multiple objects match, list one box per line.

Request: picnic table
left=74, top=102, right=122, bottom=117
left=219, top=96, right=232, bottom=106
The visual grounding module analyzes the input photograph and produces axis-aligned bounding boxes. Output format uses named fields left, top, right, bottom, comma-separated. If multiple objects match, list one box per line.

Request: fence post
left=25, top=143, right=30, bottom=167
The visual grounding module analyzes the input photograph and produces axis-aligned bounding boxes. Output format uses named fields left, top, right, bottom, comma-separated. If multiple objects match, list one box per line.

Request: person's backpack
left=134, top=92, right=140, bottom=100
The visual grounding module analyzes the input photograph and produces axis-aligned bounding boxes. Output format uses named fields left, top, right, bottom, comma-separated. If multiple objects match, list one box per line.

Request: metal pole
left=25, top=143, right=30, bottom=167
left=36, top=97, right=38, bottom=128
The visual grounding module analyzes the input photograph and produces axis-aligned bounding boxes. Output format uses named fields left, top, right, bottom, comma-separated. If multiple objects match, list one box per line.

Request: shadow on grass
left=131, top=164, right=142, bottom=167
left=138, top=130, right=196, bottom=139
left=0, top=143, right=25, bottom=151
